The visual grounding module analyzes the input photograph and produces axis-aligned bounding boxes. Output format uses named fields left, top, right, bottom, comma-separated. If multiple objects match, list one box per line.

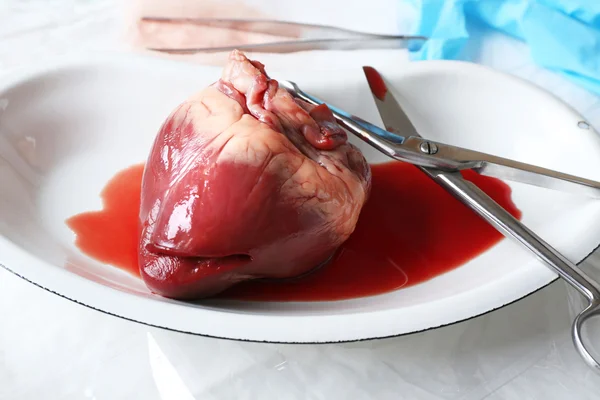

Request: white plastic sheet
left=3, top=1, right=600, bottom=398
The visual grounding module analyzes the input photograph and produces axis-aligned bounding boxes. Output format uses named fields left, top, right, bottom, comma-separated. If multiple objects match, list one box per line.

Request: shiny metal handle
left=573, top=301, right=600, bottom=371
left=426, top=168, right=600, bottom=371
left=418, top=139, right=600, bottom=199
left=432, top=170, right=600, bottom=301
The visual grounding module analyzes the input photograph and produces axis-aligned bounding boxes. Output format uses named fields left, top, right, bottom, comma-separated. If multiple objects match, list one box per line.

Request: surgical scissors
left=278, top=70, right=600, bottom=372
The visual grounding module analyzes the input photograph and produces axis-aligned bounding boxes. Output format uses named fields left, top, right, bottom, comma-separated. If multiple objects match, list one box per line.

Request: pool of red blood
left=66, top=161, right=521, bottom=302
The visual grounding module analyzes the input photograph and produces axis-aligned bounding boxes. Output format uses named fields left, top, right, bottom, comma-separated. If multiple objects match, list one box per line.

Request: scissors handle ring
left=573, top=300, right=600, bottom=370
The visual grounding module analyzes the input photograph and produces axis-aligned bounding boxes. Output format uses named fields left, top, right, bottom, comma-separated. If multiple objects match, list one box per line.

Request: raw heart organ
left=139, top=50, right=371, bottom=299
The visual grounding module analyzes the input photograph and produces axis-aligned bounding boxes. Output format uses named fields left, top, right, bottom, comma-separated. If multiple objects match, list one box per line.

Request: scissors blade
left=361, top=65, right=600, bottom=199
left=362, top=66, right=420, bottom=138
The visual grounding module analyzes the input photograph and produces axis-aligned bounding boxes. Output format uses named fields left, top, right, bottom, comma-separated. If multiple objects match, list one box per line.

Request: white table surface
left=3, top=1, right=600, bottom=399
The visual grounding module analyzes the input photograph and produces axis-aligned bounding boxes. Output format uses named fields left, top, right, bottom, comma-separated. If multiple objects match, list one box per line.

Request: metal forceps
left=140, top=17, right=429, bottom=54
left=278, top=71, right=600, bottom=371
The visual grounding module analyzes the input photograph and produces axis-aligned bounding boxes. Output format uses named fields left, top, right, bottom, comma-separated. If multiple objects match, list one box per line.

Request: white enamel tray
left=1, top=53, right=600, bottom=342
